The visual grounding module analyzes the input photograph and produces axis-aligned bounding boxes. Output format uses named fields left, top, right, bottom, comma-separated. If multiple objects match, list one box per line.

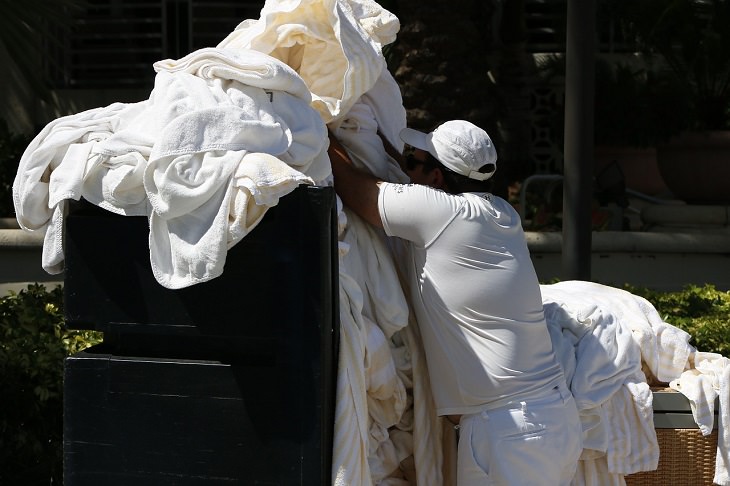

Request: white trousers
left=456, top=383, right=583, bottom=485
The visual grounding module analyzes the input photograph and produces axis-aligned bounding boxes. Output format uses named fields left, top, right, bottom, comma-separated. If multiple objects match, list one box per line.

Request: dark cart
left=62, top=185, right=339, bottom=485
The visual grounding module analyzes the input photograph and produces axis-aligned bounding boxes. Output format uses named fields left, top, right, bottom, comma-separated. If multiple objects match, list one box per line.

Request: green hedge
left=625, top=283, right=730, bottom=357
left=0, top=283, right=102, bottom=485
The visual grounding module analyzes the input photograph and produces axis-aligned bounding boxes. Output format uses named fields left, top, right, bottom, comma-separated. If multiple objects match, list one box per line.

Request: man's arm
left=327, top=131, right=385, bottom=228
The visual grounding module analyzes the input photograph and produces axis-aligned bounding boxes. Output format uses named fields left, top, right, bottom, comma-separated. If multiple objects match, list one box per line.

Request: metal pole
left=562, top=0, right=595, bottom=280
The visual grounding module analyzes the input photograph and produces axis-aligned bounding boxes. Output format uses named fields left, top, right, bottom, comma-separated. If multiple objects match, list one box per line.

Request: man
left=328, top=120, right=582, bottom=485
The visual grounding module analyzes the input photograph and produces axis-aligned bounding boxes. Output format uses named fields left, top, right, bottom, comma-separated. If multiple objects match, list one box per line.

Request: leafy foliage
left=618, top=0, right=730, bottom=130
left=624, top=283, right=730, bottom=356
left=537, top=55, right=690, bottom=149
left=0, top=283, right=102, bottom=485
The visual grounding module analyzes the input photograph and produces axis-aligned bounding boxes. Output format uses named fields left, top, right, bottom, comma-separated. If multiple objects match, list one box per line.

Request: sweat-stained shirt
left=377, top=182, right=565, bottom=416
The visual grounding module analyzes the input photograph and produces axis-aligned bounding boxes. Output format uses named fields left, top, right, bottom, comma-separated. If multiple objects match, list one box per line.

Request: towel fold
left=217, top=0, right=399, bottom=122
left=669, top=352, right=730, bottom=485
left=154, top=47, right=313, bottom=102
left=541, top=281, right=661, bottom=480
left=13, top=102, right=133, bottom=232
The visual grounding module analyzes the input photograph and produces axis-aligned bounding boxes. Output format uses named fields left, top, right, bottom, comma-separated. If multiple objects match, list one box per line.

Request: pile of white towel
left=13, top=0, right=432, bottom=483
left=13, top=48, right=326, bottom=289
left=12, top=1, right=730, bottom=485
left=542, top=280, right=730, bottom=486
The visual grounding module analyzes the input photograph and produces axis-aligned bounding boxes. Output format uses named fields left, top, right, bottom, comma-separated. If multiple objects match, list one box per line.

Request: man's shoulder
left=379, top=182, right=466, bottom=221
left=462, top=192, right=522, bottom=223
left=462, top=191, right=510, bottom=207
left=382, top=181, right=453, bottom=201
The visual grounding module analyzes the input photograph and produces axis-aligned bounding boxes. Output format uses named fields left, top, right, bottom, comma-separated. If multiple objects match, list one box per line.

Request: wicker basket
left=625, top=388, right=719, bottom=485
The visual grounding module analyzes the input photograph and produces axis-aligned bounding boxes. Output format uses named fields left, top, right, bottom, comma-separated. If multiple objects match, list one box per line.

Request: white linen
left=670, top=351, right=730, bottom=485
left=334, top=269, right=375, bottom=486
left=217, top=0, right=399, bottom=123
left=335, top=205, right=411, bottom=484
left=541, top=281, right=660, bottom=479
left=541, top=280, right=730, bottom=485
left=153, top=46, right=313, bottom=101
left=13, top=48, right=326, bottom=288
left=13, top=102, right=137, bottom=232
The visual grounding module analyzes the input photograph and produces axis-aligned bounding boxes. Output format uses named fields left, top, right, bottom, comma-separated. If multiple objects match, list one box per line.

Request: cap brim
left=399, top=127, right=431, bottom=152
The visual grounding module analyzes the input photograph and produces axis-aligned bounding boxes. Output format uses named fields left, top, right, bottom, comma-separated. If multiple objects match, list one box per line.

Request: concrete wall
left=528, top=231, right=730, bottom=291
left=3, top=225, right=729, bottom=294
left=0, top=224, right=62, bottom=295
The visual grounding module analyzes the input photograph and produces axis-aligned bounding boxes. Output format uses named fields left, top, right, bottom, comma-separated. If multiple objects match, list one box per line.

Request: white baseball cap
left=399, top=120, right=497, bottom=181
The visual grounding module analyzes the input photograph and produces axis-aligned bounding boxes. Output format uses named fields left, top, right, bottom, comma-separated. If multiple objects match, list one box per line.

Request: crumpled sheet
left=329, top=70, right=445, bottom=484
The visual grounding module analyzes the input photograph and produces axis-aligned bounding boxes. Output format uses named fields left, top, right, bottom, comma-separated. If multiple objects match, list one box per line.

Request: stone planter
left=656, top=131, right=730, bottom=204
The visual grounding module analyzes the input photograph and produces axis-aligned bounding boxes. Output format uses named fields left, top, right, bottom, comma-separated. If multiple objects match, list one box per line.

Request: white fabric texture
left=13, top=48, right=326, bottom=289
left=456, top=383, right=582, bottom=486
left=541, top=281, right=661, bottom=480
left=670, top=351, right=730, bottom=485
left=541, top=280, right=730, bottom=486
left=378, top=183, right=566, bottom=416
left=18, top=2, right=730, bottom=485
left=217, top=0, right=399, bottom=124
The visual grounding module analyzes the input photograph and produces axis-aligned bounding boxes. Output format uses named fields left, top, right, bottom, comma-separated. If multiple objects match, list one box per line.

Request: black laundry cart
left=62, top=185, right=339, bottom=485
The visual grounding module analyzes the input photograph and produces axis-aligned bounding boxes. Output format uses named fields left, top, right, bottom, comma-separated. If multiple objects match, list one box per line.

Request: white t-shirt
left=378, top=182, right=564, bottom=415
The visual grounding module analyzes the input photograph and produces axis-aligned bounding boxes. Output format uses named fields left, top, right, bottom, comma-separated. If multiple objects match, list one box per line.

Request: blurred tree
left=0, top=0, right=86, bottom=104
left=384, top=0, right=531, bottom=198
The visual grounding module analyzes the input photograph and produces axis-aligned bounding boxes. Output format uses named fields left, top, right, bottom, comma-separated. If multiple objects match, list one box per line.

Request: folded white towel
left=154, top=47, right=312, bottom=102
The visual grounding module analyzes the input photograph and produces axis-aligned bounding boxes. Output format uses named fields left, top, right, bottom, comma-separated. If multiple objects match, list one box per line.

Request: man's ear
left=430, top=168, right=447, bottom=190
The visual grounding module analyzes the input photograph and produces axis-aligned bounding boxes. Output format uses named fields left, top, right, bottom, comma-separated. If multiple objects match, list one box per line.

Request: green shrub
left=624, top=283, right=730, bottom=356
left=0, top=283, right=102, bottom=485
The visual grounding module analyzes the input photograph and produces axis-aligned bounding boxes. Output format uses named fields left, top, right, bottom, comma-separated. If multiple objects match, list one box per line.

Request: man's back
left=378, top=182, right=564, bottom=415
